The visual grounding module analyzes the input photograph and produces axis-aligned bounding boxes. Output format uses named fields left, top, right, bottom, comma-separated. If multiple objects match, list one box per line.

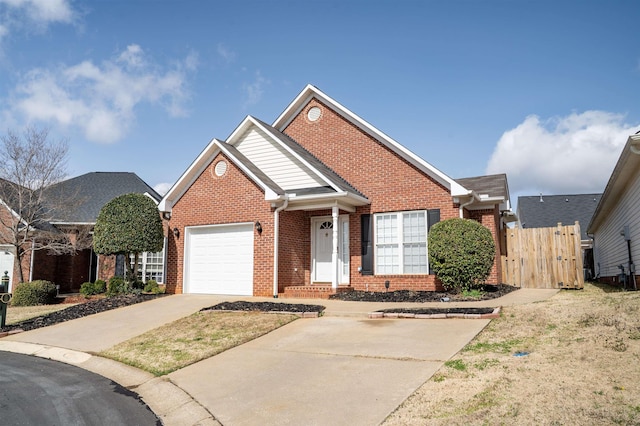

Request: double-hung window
left=374, top=211, right=427, bottom=274
left=129, top=241, right=166, bottom=283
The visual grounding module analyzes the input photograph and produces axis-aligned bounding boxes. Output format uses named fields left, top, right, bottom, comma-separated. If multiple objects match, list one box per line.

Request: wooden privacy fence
left=501, top=222, right=584, bottom=289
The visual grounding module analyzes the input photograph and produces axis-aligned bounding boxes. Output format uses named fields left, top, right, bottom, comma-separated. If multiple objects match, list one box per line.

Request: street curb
left=0, top=341, right=221, bottom=426
left=368, top=306, right=501, bottom=319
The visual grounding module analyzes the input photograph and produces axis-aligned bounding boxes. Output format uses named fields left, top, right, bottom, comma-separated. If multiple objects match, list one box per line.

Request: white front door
left=312, top=216, right=349, bottom=284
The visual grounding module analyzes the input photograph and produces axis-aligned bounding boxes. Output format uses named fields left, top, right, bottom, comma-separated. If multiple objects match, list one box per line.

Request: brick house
left=0, top=172, right=163, bottom=292
left=159, top=85, right=514, bottom=297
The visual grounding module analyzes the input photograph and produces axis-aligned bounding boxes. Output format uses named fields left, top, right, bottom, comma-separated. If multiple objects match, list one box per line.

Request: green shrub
left=143, top=279, right=158, bottom=293
left=142, top=280, right=165, bottom=294
left=106, top=276, right=130, bottom=297
left=94, top=279, right=107, bottom=294
left=80, top=280, right=107, bottom=296
left=11, top=280, right=58, bottom=306
left=428, top=218, right=496, bottom=293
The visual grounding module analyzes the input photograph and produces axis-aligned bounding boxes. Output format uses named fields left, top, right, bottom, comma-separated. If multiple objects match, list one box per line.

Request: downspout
left=29, top=239, right=35, bottom=282
left=273, top=197, right=289, bottom=298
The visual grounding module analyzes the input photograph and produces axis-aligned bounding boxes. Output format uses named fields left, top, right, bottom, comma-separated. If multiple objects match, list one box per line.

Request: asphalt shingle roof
left=517, top=193, right=602, bottom=240
left=44, top=172, right=160, bottom=223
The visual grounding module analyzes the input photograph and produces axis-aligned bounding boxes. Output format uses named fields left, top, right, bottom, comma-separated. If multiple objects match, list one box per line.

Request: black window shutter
left=427, top=209, right=440, bottom=274
left=360, top=214, right=373, bottom=275
left=427, top=209, right=440, bottom=231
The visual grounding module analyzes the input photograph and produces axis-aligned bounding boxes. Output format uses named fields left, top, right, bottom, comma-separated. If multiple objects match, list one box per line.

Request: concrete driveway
left=0, top=290, right=557, bottom=425
left=169, top=315, right=489, bottom=425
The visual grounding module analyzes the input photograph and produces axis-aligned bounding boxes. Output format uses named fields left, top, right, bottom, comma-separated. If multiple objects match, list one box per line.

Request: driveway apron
left=169, top=316, right=489, bottom=426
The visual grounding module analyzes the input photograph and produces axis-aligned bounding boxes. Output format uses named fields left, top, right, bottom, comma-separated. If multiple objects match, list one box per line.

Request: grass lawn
left=383, top=282, right=640, bottom=425
left=100, top=311, right=298, bottom=376
left=5, top=304, right=75, bottom=325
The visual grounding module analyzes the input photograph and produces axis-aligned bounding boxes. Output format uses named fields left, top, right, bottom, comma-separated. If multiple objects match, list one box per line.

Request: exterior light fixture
left=385, top=280, right=390, bottom=291
left=173, top=227, right=180, bottom=238
left=255, top=221, right=262, bottom=234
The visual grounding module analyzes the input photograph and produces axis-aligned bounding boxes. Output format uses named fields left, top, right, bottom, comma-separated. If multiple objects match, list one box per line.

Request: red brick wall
left=165, top=153, right=274, bottom=296
left=283, top=99, right=462, bottom=292
left=278, top=210, right=309, bottom=291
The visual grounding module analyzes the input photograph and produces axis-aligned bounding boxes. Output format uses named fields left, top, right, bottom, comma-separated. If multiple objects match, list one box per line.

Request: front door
left=312, top=216, right=349, bottom=284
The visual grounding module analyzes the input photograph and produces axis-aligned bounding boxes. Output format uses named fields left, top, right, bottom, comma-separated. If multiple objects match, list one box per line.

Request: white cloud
left=153, top=182, right=172, bottom=196
left=0, top=0, right=76, bottom=43
left=242, top=71, right=269, bottom=108
left=217, top=43, right=236, bottom=63
left=6, top=44, right=197, bottom=143
left=486, top=111, right=639, bottom=196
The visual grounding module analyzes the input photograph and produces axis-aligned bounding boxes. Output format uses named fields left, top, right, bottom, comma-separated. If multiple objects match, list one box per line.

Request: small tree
left=428, top=218, right=496, bottom=293
left=93, top=193, right=163, bottom=282
left=0, top=126, right=87, bottom=283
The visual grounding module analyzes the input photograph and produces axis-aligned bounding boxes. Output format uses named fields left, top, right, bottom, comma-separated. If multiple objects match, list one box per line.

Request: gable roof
left=273, top=84, right=470, bottom=198
left=45, top=172, right=161, bottom=224
left=588, top=134, right=640, bottom=234
left=160, top=114, right=370, bottom=212
left=518, top=193, right=602, bottom=240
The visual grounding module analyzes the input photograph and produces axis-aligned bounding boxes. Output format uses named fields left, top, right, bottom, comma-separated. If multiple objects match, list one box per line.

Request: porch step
left=281, top=285, right=353, bottom=299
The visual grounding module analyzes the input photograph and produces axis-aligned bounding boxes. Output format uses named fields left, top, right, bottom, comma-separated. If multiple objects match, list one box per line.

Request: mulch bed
left=377, top=307, right=496, bottom=315
left=2, top=285, right=517, bottom=334
left=201, top=301, right=326, bottom=314
left=1, top=294, right=165, bottom=333
left=329, top=284, right=517, bottom=303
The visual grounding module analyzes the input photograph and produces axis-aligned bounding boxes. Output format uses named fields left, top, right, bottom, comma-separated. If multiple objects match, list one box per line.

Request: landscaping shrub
left=94, top=279, right=107, bottom=294
left=80, top=280, right=107, bottom=296
left=11, top=280, right=58, bottom=306
left=143, top=279, right=162, bottom=294
left=106, top=276, right=131, bottom=297
left=428, top=218, right=495, bottom=293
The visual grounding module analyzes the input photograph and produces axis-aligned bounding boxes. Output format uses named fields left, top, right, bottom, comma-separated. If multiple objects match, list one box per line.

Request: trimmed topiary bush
left=428, top=218, right=496, bottom=293
left=11, top=280, right=58, bottom=306
left=106, top=276, right=130, bottom=297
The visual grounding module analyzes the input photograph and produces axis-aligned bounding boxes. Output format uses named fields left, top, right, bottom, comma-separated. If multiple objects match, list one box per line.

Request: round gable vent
left=307, top=106, right=322, bottom=122
left=214, top=160, right=228, bottom=177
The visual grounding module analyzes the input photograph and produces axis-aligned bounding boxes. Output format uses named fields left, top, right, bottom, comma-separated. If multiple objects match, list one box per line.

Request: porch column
left=332, top=206, right=339, bottom=289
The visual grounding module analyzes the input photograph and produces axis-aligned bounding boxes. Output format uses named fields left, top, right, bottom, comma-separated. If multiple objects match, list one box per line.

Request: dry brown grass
left=384, top=282, right=640, bottom=425
left=5, top=304, right=75, bottom=325
left=100, top=311, right=298, bottom=376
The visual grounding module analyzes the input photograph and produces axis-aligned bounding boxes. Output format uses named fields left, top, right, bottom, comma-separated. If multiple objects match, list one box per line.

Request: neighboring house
left=159, top=84, right=514, bottom=297
left=0, top=172, right=163, bottom=292
left=517, top=193, right=602, bottom=280
left=588, top=134, right=640, bottom=288
left=517, top=194, right=602, bottom=248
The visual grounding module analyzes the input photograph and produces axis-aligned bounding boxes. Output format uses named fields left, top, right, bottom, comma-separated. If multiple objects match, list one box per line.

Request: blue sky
left=1, top=0, right=639, bottom=205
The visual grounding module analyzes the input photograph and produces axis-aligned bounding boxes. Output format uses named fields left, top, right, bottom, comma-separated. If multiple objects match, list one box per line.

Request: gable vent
left=307, top=106, right=322, bottom=122
left=214, top=160, right=228, bottom=177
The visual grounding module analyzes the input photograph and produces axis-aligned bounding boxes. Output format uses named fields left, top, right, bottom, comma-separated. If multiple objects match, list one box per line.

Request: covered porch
left=275, top=191, right=368, bottom=299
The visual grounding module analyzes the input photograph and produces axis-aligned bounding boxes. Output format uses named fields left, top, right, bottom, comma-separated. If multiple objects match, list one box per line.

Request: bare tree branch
left=0, top=126, right=82, bottom=283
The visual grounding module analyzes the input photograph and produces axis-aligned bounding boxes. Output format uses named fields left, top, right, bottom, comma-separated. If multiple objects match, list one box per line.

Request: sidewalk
left=0, top=288, right=559, bottom=425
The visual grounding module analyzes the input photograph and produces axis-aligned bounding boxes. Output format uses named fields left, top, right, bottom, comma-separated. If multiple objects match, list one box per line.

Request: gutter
left=273, top=197, right=289, bottom=298
left=458, top=191, right=481, bottom=218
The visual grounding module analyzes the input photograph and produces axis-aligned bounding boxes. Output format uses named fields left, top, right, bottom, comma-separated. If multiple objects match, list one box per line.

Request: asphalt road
left=0, top=352, right=160, bottom=426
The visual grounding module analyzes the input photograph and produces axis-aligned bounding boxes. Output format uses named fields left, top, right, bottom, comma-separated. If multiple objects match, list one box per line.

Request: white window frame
left=129, top=238, right=167, bottom=284
left=374, top=210, right=428, bottom=275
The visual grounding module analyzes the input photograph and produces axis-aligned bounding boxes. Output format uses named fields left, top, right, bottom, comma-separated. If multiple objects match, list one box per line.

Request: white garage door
left=185, top=223, right=254, bottom=295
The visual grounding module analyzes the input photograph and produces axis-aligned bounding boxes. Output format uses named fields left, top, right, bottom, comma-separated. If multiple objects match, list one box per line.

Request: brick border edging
left=368, top=306, right=501, bottom=319
left=204, top=309, right=321, bottom=318
left=0, top=329, right=25, bottom=338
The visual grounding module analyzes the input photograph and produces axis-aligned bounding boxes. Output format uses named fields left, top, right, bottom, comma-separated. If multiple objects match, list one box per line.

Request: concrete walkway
left=0, top=288, right=558, bottom=425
